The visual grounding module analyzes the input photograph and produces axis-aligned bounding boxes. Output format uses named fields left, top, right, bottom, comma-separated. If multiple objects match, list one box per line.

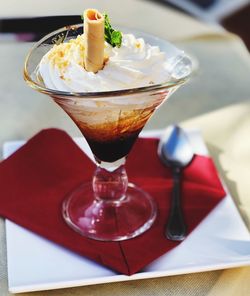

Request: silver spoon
left=158, top=125, right=194, bottom=241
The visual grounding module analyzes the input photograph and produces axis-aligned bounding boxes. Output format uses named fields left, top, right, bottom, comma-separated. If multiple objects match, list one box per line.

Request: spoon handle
left=165, top=167, right=187, bottom=241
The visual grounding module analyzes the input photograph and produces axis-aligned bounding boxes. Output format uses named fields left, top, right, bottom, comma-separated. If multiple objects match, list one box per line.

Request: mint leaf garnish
left=104, top=13, right=122, bottom=47
left=111, top=31, right=122, bottom=47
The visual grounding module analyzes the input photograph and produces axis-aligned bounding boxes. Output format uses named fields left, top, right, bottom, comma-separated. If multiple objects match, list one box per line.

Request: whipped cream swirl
left=39, top=33, right=170, bottom=92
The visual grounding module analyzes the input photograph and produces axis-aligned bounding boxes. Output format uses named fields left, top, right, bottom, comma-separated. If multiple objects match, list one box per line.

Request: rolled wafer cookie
left=83, top=8, right=104, bottom=73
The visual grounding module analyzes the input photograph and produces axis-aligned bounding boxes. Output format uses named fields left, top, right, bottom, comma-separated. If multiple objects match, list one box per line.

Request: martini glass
left=24, top=24, right=194, bottom=241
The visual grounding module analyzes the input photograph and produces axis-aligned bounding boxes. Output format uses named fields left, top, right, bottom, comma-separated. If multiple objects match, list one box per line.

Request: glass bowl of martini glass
left=24, top=24, right=194, bottom=241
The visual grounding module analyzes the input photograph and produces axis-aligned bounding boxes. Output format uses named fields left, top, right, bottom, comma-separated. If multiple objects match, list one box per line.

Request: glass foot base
left=62, top=183, right=157, bottom=241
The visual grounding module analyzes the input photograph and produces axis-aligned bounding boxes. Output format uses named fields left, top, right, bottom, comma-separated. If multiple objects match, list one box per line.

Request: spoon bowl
left=158, top=125, right=194, bottom=167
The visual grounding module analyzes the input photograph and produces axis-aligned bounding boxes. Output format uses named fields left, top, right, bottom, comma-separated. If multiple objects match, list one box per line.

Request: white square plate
left=3, top=129, right=250, bottom=293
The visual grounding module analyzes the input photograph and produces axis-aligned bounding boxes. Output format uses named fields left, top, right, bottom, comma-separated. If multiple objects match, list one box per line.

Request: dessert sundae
left=24, top=9, right=193, bottom=241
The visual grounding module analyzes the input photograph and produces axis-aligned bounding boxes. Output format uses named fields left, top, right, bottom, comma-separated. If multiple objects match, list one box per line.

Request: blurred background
left=0, top=0, right=249, bottom=50
left=162, top=0, right=250, bottom=50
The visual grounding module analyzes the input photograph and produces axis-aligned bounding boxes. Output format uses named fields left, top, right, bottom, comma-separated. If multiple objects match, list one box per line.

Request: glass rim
left=23, top=23, right=194, bottom=99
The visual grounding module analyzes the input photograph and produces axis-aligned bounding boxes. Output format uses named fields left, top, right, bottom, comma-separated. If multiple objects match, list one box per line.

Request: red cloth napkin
left=0, top=128, right=226, bottom=275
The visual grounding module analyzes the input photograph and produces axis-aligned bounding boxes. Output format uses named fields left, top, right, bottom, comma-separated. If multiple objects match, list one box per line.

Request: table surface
left=1, top=0, right=250, bottom=295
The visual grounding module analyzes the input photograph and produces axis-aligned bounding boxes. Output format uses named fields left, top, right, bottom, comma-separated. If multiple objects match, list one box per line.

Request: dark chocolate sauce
left=86, top=130, right=141, bottom=163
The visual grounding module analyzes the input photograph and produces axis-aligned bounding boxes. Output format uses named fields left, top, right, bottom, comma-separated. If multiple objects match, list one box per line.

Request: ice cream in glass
left=24, top=9, right=194, bottom=241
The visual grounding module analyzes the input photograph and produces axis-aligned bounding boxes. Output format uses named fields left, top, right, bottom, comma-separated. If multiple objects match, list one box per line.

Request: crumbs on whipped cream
left=39, top=33, right=170, bottom=92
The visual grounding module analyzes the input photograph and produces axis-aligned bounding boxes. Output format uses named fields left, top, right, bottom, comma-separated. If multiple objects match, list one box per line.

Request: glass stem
left=92, top=157, right=128, bottom=202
